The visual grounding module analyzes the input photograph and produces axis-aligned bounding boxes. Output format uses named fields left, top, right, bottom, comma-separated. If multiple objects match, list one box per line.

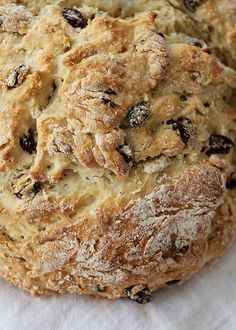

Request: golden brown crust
left=0, top=164, right=235, bottom=299
left=0, top=1, right=235, bottom=302
left=191, top=0, right=236, bottom=68
left=61, top=14, right=169, bottom=175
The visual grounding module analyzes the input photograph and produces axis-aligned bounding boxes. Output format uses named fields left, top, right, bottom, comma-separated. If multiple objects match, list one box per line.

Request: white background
left=0, top=243, right=235, bottom=330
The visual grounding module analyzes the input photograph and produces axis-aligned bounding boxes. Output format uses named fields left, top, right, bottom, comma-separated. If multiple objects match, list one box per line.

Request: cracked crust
left=61, top=14, right=169, bottom=175
left=0, top=164, right=235, bottom=298
left=0, top=0, right=235, bottom=302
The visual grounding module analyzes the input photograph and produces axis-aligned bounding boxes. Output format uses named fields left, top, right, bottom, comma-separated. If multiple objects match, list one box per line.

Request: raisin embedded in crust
left=203, top=134, right=234, bottom=156
left=166, top=117, right=195, bottom=145
left=11, top=175, right=41, bottom=199
left=95, top=284, right=106, bottom=292
left=125, top=285, right=151, bottom=304
left=226, top=172, right=236, bottom=190
left=14, top=182, right=41, bottom=199
left=203, top=101, right=210, bottom=107
left=183, top=0, right=200, bottom=12
left=188, top=38, right=211, bottom=54
left=86, top=88, right=117, bottom=107
left=101, top=88, right=116, bottom=95
left=32, top=182, right=41, bottom=195
left=117, top=144, right=133, bottom=164
left=84, top=87, right=117, bottom=95
left=128, top=102, right=150, bottom=127
left=188, top=39, right=207, bottom=49
left=179, top=94, right=188, bottom=101
left=19, top=129, right=37, bottom=154
left=157, top=32, right=165, bottom=39
left=188, top=38, right=209, bottom=49
left=5, top=64, right=30, bottom=88
left=62, top=8, right=87, bottom=28
left=166, top=280, right=181, bottom=285
left=99, top=97, right=116, bottom=108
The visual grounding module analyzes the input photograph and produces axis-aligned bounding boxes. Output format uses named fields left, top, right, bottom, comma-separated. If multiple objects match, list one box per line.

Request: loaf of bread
left=0, top=0, right=235, bottom=303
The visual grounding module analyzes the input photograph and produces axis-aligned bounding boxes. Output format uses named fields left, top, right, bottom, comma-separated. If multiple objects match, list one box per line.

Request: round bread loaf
left=0, top=0, right=235, bottom=303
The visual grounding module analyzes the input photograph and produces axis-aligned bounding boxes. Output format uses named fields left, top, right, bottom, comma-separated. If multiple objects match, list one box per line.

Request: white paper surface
left=0, top=243, right=235, bottom=330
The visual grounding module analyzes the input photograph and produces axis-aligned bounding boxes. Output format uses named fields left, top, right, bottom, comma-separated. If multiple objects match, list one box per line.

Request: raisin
left=203, top=134, right=234, bottom=156
left=157, top=32, right=165, bottom=39
left=100, top=88, right=116, bottom=95
left=95, top=285, right=106, bottom=292
left=203, top=101, right=210, bottom=107
left=5, top=64, right=30, bottom=88
left=183, top=0, right=200, bottom=12
left=62, top=8, right=87, bottom=28
left=14, top=191, right=23, bottom=199
left=188, top=38, right=211, bottom=54
left=128, top=102, right=150, bottom=127
left=32, top=182, right=41, bottom=195
left=19, top=129, right=37, bottom=154
left=126, top=286, right=151, bottom=304
left=117, top=144, right=133, bottom=164
left=188, top=38, right=208, bottom=49
left=14, top=182, right=41, bottom=199
left=226, top=172, right=236, bottom=190
left=203, top=48, right=212, bottom=55
left=84, top=87, right=117, bottom=95
left=167, top=117, right=195, bottom=145
left=169, top=242, right=190, bottom=256
left=166, top=280, right=181, bottom=285
left=11, top=175, right=41, bottom=199
left=180, top=94, right=188, bottom=101
left=87, top=88, right=117, bottom=107
left=177, top=245, right=189, bottom=254
left=100, top=97, right=116, bottom=107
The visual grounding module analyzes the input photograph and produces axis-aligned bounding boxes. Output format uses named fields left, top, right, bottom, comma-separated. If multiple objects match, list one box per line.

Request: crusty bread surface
left=0, top=0, right=235, bottom=303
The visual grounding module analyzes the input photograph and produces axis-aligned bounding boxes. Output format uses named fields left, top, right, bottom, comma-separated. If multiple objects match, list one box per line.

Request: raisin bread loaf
left=0, top=0, right=235, bottom=303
